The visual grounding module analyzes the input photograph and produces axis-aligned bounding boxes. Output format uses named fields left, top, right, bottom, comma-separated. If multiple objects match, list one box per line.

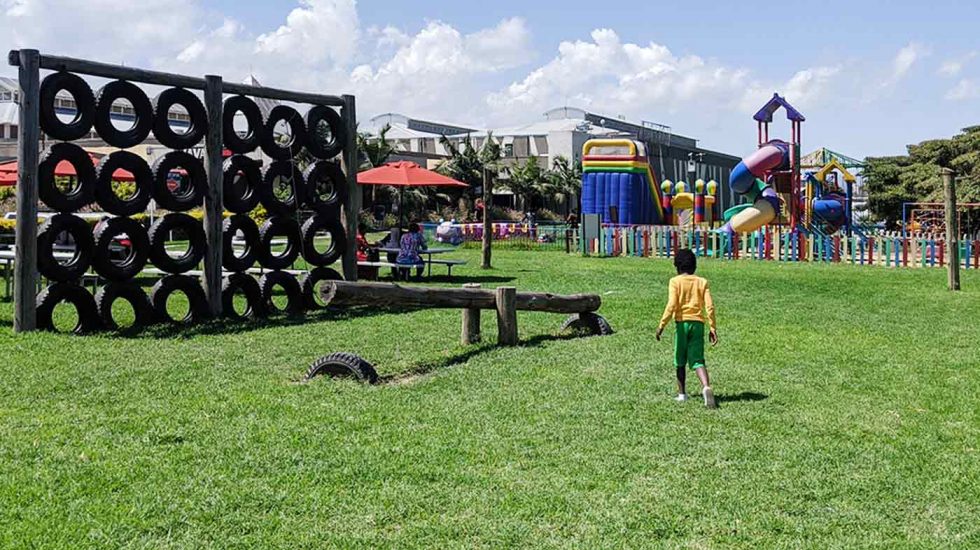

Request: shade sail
left=0, top=153, right=135, bottom=182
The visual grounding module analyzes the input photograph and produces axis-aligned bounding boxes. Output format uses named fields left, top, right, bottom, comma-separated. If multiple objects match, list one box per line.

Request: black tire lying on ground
left=39, top=72, right=95, bottom=141
left=258, top=270, right=304, bottom=316
left=303, top=160, right=348, bottom=215
left=95, top=151, right=153, bottom=216
left=260, top=105, right=306, bottom=160
left=222, top=154, right=262, bottom=214
left=152, top=87, right=207, bottom=149
left=94, top=80, right=153, bottom=148
left=36, top=282, right=101, bottom=333
left=95, top=281, right=153, bottom=331
left=305, top=105, right=346, bottom=160
left=259, top=161, right=304, bottom=216
left=92, top=216, right=149, bottom=281
left=151, top=151, right=205, bottom=211
left=560, top=312, right=614, bottom=337
left=306, top=352, right=378, bottom=384
left=150, top=274, right=209, bottom=324
left=37, top=214, right=93, bottom=282
left=222, top=95, right=262, bottom=154
left=39, top=143, right=96, bottom=212
left=257, top=216, right=301, bottom=270
left=147, top=213, right=206, bottom=274
left=300, top=214, right=346, bottom=267
left=222, top=214, right=260, bottom=272
left=299, top=266, right=342, bottom=310
left=221, top=272, right=265, bottom=320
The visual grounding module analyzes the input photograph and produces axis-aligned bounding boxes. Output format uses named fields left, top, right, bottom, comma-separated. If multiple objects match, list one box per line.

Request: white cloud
left=945, top=79, right=980, bottom=101
left=937, top=52, right=976, bottom=77
left=254, top=0, right=359, bottom=65
left=891, top=41, right=927, bottom=81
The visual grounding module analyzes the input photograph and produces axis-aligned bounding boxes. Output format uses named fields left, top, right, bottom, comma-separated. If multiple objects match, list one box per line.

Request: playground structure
left=903, top=202, right=980, bottom=237
left=581, top=139, right=664, bottom=225
left=803, top=159, right=855, bottom=235
left=659, top=178, right=718, bottom=228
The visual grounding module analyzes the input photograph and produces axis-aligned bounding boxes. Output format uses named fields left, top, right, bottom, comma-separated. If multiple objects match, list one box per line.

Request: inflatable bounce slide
left=581, top=139, right=664, bottom=225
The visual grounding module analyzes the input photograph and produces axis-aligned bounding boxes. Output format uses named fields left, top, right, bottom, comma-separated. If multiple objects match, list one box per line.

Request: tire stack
left=220, top=97, right=347, bottom=319
left=35, top=71, right=210, bottom=332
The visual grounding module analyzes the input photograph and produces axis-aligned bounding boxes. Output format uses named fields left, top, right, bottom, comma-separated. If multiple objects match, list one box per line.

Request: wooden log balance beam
left=318, top=281, right=603, bottom=346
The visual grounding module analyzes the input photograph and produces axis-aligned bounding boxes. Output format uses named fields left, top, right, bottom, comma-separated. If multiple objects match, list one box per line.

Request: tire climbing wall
left=8, top=49, right=357, bottom=334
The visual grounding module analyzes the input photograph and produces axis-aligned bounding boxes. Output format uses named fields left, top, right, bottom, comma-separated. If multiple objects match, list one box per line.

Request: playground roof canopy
left=753, top=93, right=805, bottom=123
left=801, top=147, right=865, bottom=170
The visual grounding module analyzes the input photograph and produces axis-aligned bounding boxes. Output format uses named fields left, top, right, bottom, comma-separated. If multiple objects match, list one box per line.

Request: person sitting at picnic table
left=396, top=222, right=427, bottom=280
left=356, top=223, right=380, bottom=280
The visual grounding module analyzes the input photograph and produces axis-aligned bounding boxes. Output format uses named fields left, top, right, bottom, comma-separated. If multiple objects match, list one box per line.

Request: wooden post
left=460, top=283, right=481, bottom=345
left=481, top=168, right=492, bottom=269
left=13, top=49, right=40, bottom=332
left=202, top=74, right=224, bottom=317
left=340, top=94, right=359, bottom=281
left=495, top=286, right=517, bottom=346
left=942, top=167, right=960, bottom=290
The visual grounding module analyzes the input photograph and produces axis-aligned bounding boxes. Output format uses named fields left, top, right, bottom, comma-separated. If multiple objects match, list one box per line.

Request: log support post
left=203, top=74, right=224, bottom=317
left=495, top=286, right=517, bottom=346
left=942, top=167, right=960, bottom=291
left=13, top=49, right=40, bottom=332
left=341, top=94, right=359, bottom=281
left=461, top=283, right=481, bottom=345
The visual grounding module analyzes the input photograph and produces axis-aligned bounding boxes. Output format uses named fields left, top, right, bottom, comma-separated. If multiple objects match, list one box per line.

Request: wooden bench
left=357, top=261, right=425, bottom=281
left=427, top=258, right=467, bottom=277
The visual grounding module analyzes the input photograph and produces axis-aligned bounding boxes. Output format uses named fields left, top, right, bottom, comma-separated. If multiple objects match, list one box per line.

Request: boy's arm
left=657, top=279, right=678, bottom=332
left=704, top=283, right=717, bottom=332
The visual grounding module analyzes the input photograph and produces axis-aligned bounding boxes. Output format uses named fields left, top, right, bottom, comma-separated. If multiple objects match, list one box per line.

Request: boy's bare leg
left=694, top=367, right=710, bottom=389
left=676, top=366, right=687, bottom=397
left=695, top=367, right=716, bottom=408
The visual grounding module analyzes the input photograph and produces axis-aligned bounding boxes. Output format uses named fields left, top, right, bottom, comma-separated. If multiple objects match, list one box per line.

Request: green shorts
left=674, top=320, right=706, bottom=370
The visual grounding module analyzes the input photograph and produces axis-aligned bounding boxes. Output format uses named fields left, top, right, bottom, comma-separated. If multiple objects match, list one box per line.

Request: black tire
left=260, top=105, right=306, bottom=160
left=39, top=72, right=95, bottom=141
left=257, top=216, right=301, bottom=270
left=36, top=282, right=101, bottom=333
left=151, top=151, right=205, bottom=211
left=299, top=266, right=342, bottom=309
left=37, top=214, right=93, bottom=282
left=222, top=214, right=259, bottom=272
left=259, top=161, right=304, bottom=216
left=147, top=213, right=206, bottom=274
left=150, top=274, right=209, bottom=324
left=39, top=143, right=96, bottom=213
left=93, top=80, right=153, bottom=147
left=221, top=272, right=265, bottom=320
left=560, top=312, right=614, bottom=337
left=303, top=160, right=348, bottom=214
left=258, top=270, right=304, bottom=316
left=152, top=87, right=207, bottom=149
left=300, top=214, right=346, bottom=267
left=305, top=105, right=346, bottom=160
left=92, top=216, right=149, bottom=281
left=222, top=95, right=262, bottom=154
left=95, top=282, right=153, bottom=331
left=222, top=154, right=262, bottom=214
left=94, top=151, right=153, bottom=216
left=305, top=352, right=378, bottom=384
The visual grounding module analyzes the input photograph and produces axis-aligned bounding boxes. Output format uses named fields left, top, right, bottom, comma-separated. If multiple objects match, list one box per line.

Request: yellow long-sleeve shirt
left=658, top=274, right=717, bottom=331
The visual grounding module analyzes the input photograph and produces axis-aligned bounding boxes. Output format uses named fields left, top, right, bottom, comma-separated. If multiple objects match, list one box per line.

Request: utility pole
left=942, top=167, right=960, bottom=290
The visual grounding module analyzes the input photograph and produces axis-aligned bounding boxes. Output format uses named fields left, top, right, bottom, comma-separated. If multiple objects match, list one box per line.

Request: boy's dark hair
left=408, top=222, right=421, bottom=233
left=357, top=222, right=369, bottom=234
left=674, top=248, right=697, bottom=275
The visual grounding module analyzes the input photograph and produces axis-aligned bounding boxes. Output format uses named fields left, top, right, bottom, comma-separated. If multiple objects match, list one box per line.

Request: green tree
left=357, top=123, right=394, bottom=170
left=545, top=155, right=583, bottom=216
left=864, top=126, right=980, bottom=231
left=502, top=156, right=547, bottom=211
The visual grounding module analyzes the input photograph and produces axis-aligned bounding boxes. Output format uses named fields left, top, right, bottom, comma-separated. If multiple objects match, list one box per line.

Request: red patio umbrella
left=0, top=153, right=136, bottom=183
left=357, top=161, right=468, bottom=226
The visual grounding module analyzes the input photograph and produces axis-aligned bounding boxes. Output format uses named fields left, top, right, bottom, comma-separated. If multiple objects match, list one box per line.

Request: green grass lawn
left=2, top=250, right=979, bottom=548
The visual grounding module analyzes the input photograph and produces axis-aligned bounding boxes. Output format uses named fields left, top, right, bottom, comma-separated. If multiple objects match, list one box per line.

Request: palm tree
left=437, top=133, right=502, bottom=268
left=356, top=124, right=395, bottom=211
left=546, top=155, right=583, bottom=216
left=502, top=156, right=550, bottom=212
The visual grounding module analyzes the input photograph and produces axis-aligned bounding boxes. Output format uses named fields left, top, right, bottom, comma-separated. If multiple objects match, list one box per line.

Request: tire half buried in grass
left=306, top=352, right=378, bottom=384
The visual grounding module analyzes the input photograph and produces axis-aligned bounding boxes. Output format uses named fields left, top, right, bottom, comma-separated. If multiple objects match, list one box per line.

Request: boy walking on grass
left=656, top=249, right=718, bottom=409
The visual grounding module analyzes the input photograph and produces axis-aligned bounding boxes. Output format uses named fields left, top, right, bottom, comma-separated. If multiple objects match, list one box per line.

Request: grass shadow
left=380, top=332, right=580, bottom=385
left=717, top=391, right=768, bottom=405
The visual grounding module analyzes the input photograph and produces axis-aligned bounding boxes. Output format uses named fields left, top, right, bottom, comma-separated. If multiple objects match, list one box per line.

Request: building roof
left=476, top=118, right=621, bottom=138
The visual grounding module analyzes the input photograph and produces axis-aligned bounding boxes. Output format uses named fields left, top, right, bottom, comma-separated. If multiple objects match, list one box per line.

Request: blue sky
left=3, top=0, right=979, bottom=158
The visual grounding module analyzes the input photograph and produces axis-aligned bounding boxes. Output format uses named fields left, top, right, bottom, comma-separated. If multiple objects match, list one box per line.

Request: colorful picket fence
left=580, top=225, right=980, bottom=269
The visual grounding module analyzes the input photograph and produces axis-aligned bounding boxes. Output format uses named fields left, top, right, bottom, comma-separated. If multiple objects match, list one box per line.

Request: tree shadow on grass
left=717, top=392, right=768, bottom=406
left=379, top=332, right=580, bottom=385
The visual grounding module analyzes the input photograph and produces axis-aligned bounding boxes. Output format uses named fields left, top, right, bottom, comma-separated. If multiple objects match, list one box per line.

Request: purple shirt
left=396, top=232, right=427, bottom=264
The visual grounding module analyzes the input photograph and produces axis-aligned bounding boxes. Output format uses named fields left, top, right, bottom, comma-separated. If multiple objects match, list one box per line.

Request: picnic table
left=1, top=248, right=78, bottom=297
left=376, top=246, right=462, bottom=278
